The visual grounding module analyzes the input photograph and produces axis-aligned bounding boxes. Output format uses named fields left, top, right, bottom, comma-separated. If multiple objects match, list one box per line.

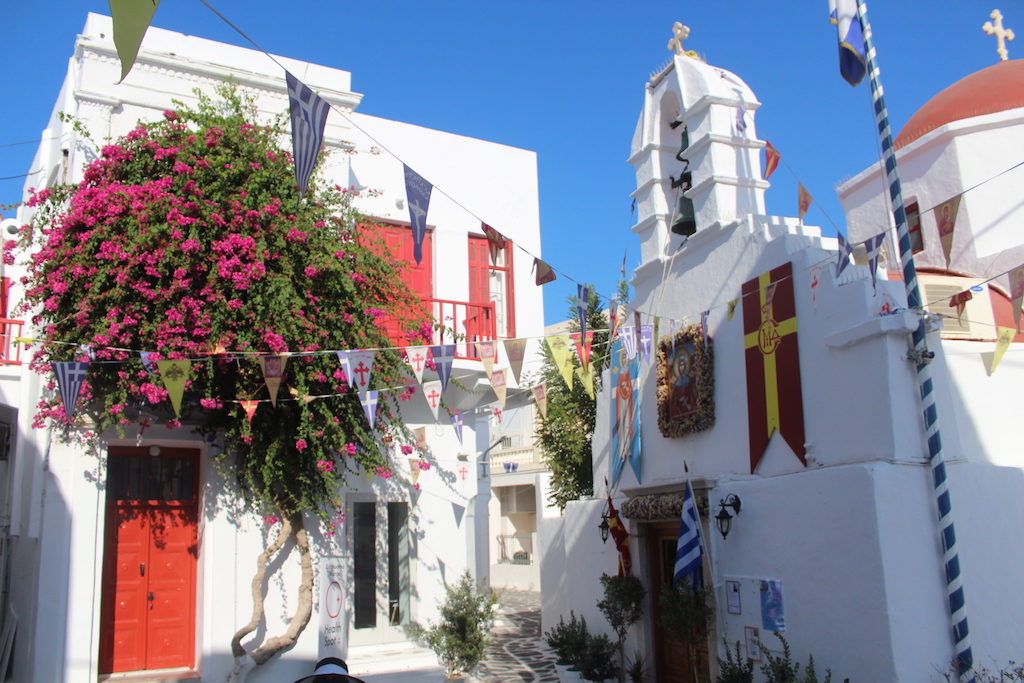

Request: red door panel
left=102, top=510, right=149, bottom=672
left=146, top=506, right=198, bottom=669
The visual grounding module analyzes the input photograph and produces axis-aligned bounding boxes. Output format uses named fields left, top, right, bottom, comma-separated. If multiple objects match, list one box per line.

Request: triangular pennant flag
left=572, top=331, right=595, bottom=370
left=336, top=350, right=351, bottom=388
left=640, top=325, right=654, bottom=365
left=414, top=426, right=428, bottom=451
left=727, top=299, right=740, bottom=322
left=360, top=390, right=379, bottom=430
left=429, top=345, right=456, bottom=393
left=411, top=460, right=422, bottom=486
left=492, top=369, right=508, bottom=409
left=257, top=354, right=290, bottom=407
left=482, top=224, right=506, bottom=267
left=240, top=400, right=259, bottom=426
left=348, top=350, right=376, bottom=394
left=835, top=231, right=855, bottom=278
left=533, top=384, right=548, bottom=419
left=285, top=71, right=331, bottom=200
left=532, top=258, right=556, bottom=285
left=156, top=360, right=191, bottom=417
left=405, top=346, right=430, bottom=384
left=798, top=183, right=813, bottom=220
left=763, top=140, right=781, bottom=180
left=109, top=0, right=161, bottom=83
left=403, top=165, right=433, bottom=265
left=78, top=344, right=96, bottom=362
left=1011, top=265, right=1024, bottom=332
left=577, top=285, right=589, bottom=340
left=411, top=487, right=422, bottom=508
left=546, top=335, right=573, bottom=389
left=609, top=298, right=620, bottom=339
left=475, top=341, right=497, bottom=381
left=864, top=232, right=887, bottom=292
left=620, top=326, right=637, bottom=360
left=450, top=411, right=464, bottom=445
left=634, top=311, right=642, bottom=349
left=700, top=311, right=710, bottom=349
left=490, top=401, right=504, bottom=424
left=985, top=327, right=1015, bottom=375
left=139, top=350, right=158, bottom=376
left=422, top=380, right=443, bottom=421
left=452, top=502, right=466, bottom=527
left=935, top=195, right=961, bottom=267
left=576, top=364, right=595, bottom=399
left=503, top=339, right=527, bottom=384
left=53, top=361, right=89, bottom=420
left=949, top=290, right=973, bottom=322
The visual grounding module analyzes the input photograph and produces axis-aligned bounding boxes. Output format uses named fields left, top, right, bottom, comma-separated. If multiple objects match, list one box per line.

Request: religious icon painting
left=655, top=323, right=715, bottom=438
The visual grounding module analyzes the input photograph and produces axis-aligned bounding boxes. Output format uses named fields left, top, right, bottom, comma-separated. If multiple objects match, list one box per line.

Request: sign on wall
left=319, top=557, right=347, bottom=659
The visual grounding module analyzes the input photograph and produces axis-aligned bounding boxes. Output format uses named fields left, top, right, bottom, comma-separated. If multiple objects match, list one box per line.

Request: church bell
left=671, top=195, right=697, bottom=236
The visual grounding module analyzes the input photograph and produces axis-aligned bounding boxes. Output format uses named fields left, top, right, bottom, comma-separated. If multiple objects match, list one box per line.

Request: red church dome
left=894, top=59, right=1024, bottom=150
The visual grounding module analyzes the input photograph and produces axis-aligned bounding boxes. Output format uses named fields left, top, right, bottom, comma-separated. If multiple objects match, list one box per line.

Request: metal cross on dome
left=983, top=9, right=1015, bottom=61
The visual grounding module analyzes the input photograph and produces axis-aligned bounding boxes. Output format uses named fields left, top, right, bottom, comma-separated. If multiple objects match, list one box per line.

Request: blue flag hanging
left=54, top=361, right=90, bottom=420
left=864, top=232, right=886, bottom=292
left=674, top=480, right=705, bottom=589
left=285, top=71, right=331, bottom=199
left=404, top=165, right=433, bottom=265
left=577, top=284, right=589, bottom=339
left=829, top=0, right=866, bottom=86
left=430, top=344, right=456, bottom=393
left=835, top=231, right=855, bottom=278
left=450, top=410, right=464, bottom=445
left=360, top=389, right=379, bottom=430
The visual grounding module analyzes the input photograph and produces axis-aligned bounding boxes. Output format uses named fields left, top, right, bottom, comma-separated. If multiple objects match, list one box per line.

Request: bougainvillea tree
left=15, top=86, right=430, bottom=674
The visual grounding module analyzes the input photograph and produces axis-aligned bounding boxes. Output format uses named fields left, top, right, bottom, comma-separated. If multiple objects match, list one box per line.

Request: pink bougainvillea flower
left=264, top=515, right=279, bottom=526
left=296, top=439, right=307, bottom=452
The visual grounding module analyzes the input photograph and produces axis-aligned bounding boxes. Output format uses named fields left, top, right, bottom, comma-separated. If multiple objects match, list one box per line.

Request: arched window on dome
left=905, top=198, right=923, bottom=254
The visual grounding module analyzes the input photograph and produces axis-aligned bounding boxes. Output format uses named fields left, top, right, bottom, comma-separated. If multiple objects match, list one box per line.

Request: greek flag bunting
left=404, top=165, right=433, bottom=265
left=674, top=480, right=704, bottom=589
left=835, top=231, right=854, bottom=278
left=285, top=71, right=330, bottom=199
left=360, top=390, right=379, bottom=430
left=54, top=361, right=89, bottom=420
left=864, top=232, right=886, bottom=292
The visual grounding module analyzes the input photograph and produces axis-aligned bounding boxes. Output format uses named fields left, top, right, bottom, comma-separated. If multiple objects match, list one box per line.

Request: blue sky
left=0, top=1, right=1007, bottom=324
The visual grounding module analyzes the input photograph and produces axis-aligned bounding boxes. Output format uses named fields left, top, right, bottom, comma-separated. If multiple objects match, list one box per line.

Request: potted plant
left=408, top=570, right=498, bottom=680
left=596, top=573, right=646, bottom=683
left=659, top=582, right=715, bottom=683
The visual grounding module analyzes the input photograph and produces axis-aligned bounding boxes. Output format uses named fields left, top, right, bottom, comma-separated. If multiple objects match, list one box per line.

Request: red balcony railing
left=379, top=298, right=497, bottom=360
left=0, top=319, right=24, bottom=366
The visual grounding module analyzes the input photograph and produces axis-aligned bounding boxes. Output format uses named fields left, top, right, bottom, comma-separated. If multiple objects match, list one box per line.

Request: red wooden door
left=359, top=222, right=433, bottom=347
left=100, top=448, right=199, bottom=674
left=467, top=237, right=496, bottom=343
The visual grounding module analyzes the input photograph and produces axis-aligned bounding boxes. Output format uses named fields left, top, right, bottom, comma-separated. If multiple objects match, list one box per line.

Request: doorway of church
left=99, top=446, right=200, bottom=674
left=349, top=499, right=412, bottom=646
left=646, top=521, right=712, bottom=683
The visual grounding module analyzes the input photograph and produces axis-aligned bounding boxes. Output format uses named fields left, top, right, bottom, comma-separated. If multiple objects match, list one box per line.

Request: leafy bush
left=578, top=632, right=620, bottom=682
left=597, top=573, right=646, bottom=680
left=716, top=639, right=754, bottom=683
left=544, top=610, right=590, bottom=666
left=758, top=632, right=833, bottom=683
left=408, top=571, right=498, bottom=679
left=626, top=650, right=649, bottom=683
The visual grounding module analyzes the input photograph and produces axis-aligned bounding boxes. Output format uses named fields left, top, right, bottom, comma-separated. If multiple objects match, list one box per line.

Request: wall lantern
left=598, top=511, right=611, bottom=544
left=715, top=494, right=742, bottom=539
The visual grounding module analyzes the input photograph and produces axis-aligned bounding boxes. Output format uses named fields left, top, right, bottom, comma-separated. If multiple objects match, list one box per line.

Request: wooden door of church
left=647, top=522, right=709, bottom=683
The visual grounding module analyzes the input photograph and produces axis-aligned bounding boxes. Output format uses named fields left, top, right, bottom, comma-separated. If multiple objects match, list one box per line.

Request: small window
left=906, top=200, right=923, bottom=254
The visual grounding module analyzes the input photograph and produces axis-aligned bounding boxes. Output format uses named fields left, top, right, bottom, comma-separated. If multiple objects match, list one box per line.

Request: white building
left=542, top=41, right=1024, bottom=683
left=1, top=13, right=544, bottom=683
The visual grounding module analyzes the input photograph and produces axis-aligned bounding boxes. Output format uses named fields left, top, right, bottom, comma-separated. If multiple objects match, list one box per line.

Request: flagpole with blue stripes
left=856, top=2, right=974, bottom=679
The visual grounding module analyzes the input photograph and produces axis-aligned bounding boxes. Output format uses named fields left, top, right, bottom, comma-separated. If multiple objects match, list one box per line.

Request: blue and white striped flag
left=674, top=480, right=705, bottom=589
left=54, top=361, right=89, bottom=420
left=835, top=231, right=854, bottom=278
left=864, top=232, right=886, bottom=292
left=829, top=0, right=866, bottom=86
left=285, top=71, right=331, bottom=199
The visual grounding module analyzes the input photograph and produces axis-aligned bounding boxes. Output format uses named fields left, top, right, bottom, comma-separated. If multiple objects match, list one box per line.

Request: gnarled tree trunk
left=227, top=509, right=315, bottom=682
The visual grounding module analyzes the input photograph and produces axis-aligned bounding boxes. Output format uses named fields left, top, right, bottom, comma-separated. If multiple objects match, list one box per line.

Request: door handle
left=148, top=592, right=154, bottom=601
left=140, top=563, right=145, bottom=576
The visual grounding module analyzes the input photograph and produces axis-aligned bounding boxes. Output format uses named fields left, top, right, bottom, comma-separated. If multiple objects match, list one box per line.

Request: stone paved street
left=476, top=589, right=561, bottom=683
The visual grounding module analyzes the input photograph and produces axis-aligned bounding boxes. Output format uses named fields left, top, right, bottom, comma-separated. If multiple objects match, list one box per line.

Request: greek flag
left=835, top=231, right=854, bottom=278
left=864, top=232, right=886, bottom=291
left=54, top=361, right=89, bottom=420
left=674, top=480, right=705, bottom=589
left=360, top=390, right=379, bottom=430
left=829, top=0, right=866, bottom=86
left=286, top=71, right=331, bottom=199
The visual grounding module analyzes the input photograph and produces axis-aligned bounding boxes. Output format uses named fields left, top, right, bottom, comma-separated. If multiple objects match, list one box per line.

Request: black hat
left=291, top=657, right=368, bottom=683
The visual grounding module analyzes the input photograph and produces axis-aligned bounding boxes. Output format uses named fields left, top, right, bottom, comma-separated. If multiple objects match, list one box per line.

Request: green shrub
left=758, top=632, right=833, bottom=683
left=716, top=639, right=754, bottom=683
left=544, top=611, right=590, bottom=666
left=597, top=573, right=647, bottom=681
left=408, top=570, right=498, bottom=679
left=578, top=632, right=620, bottom=682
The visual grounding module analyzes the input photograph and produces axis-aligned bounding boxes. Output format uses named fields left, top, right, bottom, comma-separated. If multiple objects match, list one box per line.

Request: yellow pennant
left=156, top=360, right=190, bottom=417
left=546, top=334, right=573, bottom=389
left=575, top=364, right=595, bottom=399
left=475, top=341, right=497, bottom=380
left=727, top=299, right=739, bottom=322
left=503, top=338, right=527, bottom=384
left=532, top=384, right=548, bottom=419
left=984, top=327, right=1015, bottom=376
left=411, top=460, right=422, bottom=486
left=492, top=369, right=508, bottom=409
left=240, top=400, right=259, bottom=426
left=257, top=354, right=290, bottom=407
left=109, top=0, right=162, bottom=82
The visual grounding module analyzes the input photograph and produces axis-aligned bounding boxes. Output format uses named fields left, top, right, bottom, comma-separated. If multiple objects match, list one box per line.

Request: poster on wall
left=744, top=625, right=761, bottom=662
left=760, top=579, right=785, bottom=633
left=319, top=557, right=347, bottom=659
left=726, top=579, right=742, bottom=615
left=656, top=323, right=714, bottom=438
left=610, top=339, right=642, bottom=485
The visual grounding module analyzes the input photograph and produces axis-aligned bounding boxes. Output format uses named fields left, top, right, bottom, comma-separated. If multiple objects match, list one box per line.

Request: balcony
left=379, top=297, right=497, bottom=361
